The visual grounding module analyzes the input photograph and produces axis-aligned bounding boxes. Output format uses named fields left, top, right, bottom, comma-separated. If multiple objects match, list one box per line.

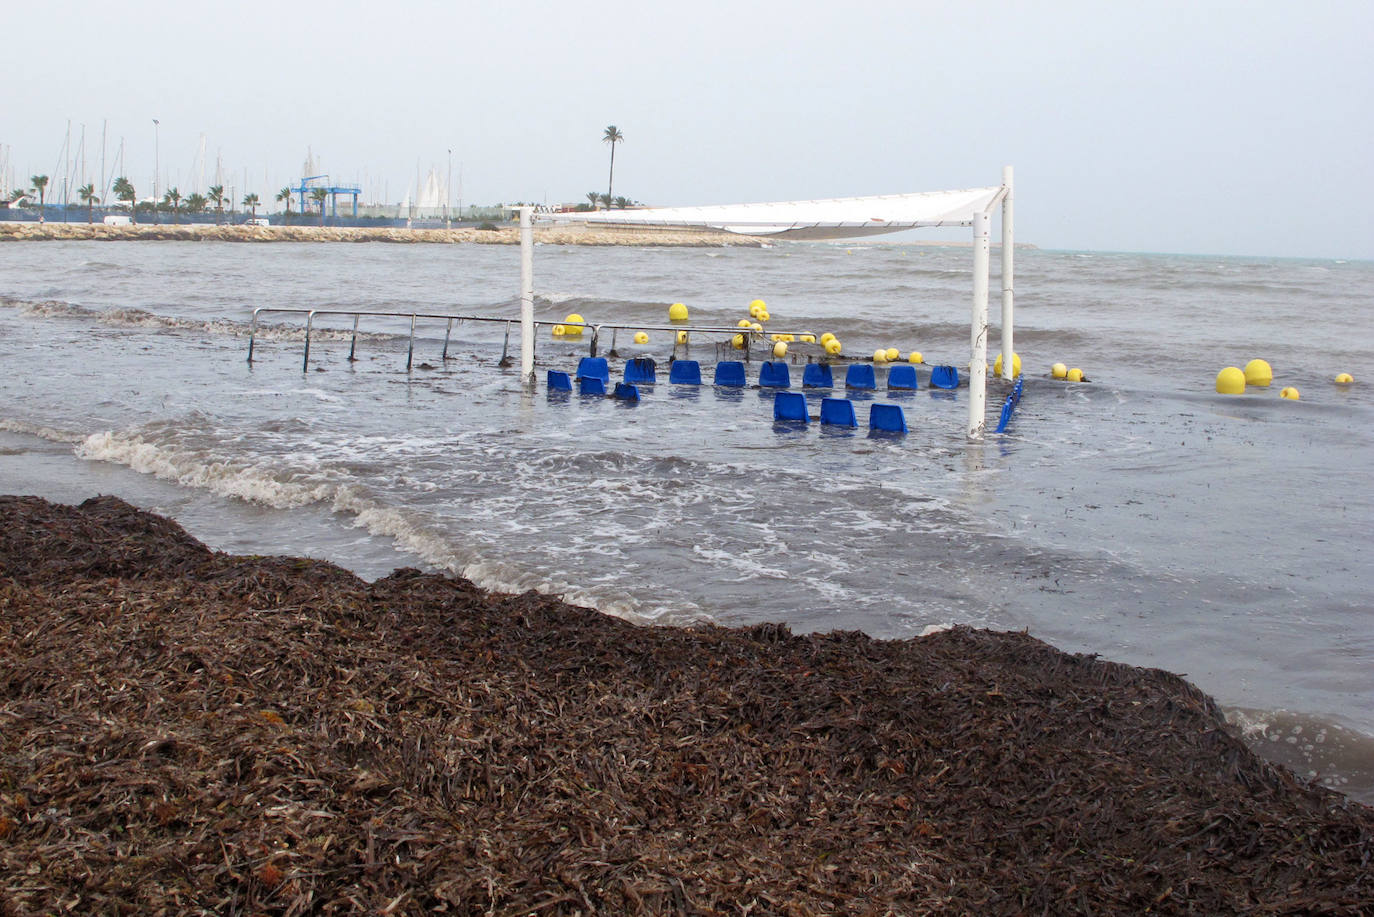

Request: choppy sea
left=1, top=238, right=1371, bottom=802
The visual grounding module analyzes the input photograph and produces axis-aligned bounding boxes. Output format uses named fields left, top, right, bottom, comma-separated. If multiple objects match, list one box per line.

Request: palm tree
left=310, top=187, right=328, bottom=225
left=602, top=125, right=624, bottom=208
left=586, top=191, right=601, bottom=210
left=112, top=176, right=136, bottom=224
left=613, top=196, right=633, bottom=210
left=184, top=192, right=207, bottom=214
left=163, top=187, right=182, bottom=223
left=30, top=175, right=48, bottom=223
left=208, top=184, right=225, bottom=222
left=77, top=183, right=100, bottom=223
left=276, top=186, right=292, bottom=225
left=243, top=193, right=260, bottom=220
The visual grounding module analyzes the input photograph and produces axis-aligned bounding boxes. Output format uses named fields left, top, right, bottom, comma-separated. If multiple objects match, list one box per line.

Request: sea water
left=1, top=239, right=1371, bottom=801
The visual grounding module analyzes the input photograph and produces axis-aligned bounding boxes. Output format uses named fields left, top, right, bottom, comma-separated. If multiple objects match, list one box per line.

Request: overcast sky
left=4, top=0, right=1371, bottom=257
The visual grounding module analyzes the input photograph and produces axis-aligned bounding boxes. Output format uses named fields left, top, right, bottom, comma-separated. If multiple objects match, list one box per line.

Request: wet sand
left=0, top=221, right=764, bottom=246
left=2, top=495, right=1371, bottom=914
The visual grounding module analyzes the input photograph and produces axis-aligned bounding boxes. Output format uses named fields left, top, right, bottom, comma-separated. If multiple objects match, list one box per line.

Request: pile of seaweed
left=1, top=496, right=1370, bottom=915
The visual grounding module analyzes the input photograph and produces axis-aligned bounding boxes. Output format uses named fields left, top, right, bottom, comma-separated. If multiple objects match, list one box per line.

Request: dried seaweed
left=1, top=495, right=1370, bottom=915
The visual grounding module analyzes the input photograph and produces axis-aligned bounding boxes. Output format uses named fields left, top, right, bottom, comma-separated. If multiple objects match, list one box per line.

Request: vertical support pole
left=1000, top=165, right=1015, bottom=381
left=406, top=313, right=415, bottom=372
left=303, top=310, right=315, bottom=373
left=247, top=308, right=260, bottom=363
left=968, top=211, right=991, bottom=441
left=519, top=206, right=535, bottom=386
left=348, top=313, right=359, bottom=362
left=442, top=318, right=453, bottom=360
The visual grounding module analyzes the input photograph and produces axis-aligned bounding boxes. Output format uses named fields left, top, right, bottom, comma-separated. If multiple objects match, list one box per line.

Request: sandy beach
left=0, top=221, right=764, bottom=247
left=2, top=494, right=1371, bottom=914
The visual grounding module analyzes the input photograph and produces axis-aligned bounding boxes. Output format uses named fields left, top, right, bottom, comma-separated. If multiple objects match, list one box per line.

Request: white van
left=248, top=218, right=271, bottom=227
left=103, top=215, right=132, bottom=226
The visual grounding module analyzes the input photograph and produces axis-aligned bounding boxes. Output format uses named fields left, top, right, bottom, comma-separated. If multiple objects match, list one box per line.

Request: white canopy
left=543, top=186, right=1006, bottom=240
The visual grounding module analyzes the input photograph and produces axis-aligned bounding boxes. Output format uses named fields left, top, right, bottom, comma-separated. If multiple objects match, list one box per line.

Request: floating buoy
left=993, top=352, right=1022, bottom=378
left=1244, top=358, right=1273, bottom=387
left=668, top=302, right=689, bottom=322
left=1067, top=368, right=1084, bottom=383
left=825, top=339, right=843, bottom=355
left=1335, top=372, right=1354, bottom=384
left=732, top=333, right=745, bottom=349
left=676, top=330, right=688, bottom=344
left=738, top=319, right=753, bottom=328
left=564, top=313, right=585, bottom=336
left=749, top=299, right=766, bottom=317
left=1216, top=366, right=1246, bottom=394
left=750, top=322, right=763, bottom=333
left=782, top=334, right=795, bottom=342
left=908, top=351, right=923, bottom=364
left=633, top=331, right=649, bottom=344
left=873, top=348, right=889, bottom=363
left=1051, top=362, right=1067, bottom=379
left=552, top=324, right=566, bottom=337
left=885, top=347, right=900, bottom=362
left=1281, top=386, right=1300, bottom=400
left=800, top=334, right=816, bottom=343
left=820, top=332, right=836, bottom=345
left=758, top=310, right=770, bottom=322
left=773, top=341, right=788, bottom=358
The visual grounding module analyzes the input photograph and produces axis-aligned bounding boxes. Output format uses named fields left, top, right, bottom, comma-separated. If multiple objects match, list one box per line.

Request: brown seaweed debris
left=1, top=494, right=1371, bottom=915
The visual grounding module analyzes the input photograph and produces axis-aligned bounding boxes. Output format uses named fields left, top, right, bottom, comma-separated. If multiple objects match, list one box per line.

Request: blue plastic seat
left=887, top=364, right=918, bottom=390
left=579, top=376, right=606, bottom=395
left=668, top=359, right=702, bottom=385
left=624, top=357, right=656, bottom=385
left=802, top=363, right=834, bottom=388
left=773, top=391, right=809, bottom=422
left=845, top=363, right=877, bottom=390
left=996, top=397, right=1014, bottom=433
left=929, top=365, right=959, bottom=389
left=547, top=370, right=572, bottom=391
left=576, top=356, right=610, bottom=384
left=819, top=397, right=858, bottom=428
left=759, top=361, right=791, bottom=388
left=613, top=382, right=640, bottom=401
left=869, top=403, right=908, bottom=433
left=713, top=361, right=746, bottom=386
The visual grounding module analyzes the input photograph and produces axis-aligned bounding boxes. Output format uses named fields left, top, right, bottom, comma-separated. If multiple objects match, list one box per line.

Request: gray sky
left=4, top=0, right=1371, bottom=257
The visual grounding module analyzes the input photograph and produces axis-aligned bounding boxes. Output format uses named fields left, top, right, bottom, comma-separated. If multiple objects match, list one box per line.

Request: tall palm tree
left=586, top=191, right=601, bottom=210
left=77, top=183, right=100, bottom=223
left=30, top=175, right=48, bottom=223
left=184, top=193, right=207, bottom=214
left=163, top=187, right=182, bottom=224
left=310, top=187, right=328, bottom=226
left=112, top=176, right=136, bottom=224
left=243, top=193, right=260, bottom=220
left=602, top=125, right=624, bottom=208
left=208, top=184, right=225, bottom=222
left=276, top=186, right=292, bottom=225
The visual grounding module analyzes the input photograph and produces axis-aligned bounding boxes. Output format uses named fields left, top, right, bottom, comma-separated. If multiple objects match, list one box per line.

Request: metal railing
left=246, top=307, right=818, bottom=372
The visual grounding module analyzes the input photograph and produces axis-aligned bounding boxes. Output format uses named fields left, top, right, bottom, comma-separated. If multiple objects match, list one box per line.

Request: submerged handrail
left=246, top=306, right=817, bottom=372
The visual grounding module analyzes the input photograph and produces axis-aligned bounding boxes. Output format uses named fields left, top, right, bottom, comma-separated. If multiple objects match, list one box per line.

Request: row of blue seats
left=772, top=392, right=909, bottom=432
left=994, top=376, right=1026, bottom=433
left=552, top=357, right=961, bottom=391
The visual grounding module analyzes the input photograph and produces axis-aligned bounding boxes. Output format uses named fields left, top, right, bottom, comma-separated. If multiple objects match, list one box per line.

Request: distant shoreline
left=0, top=221, right=765, bottom=247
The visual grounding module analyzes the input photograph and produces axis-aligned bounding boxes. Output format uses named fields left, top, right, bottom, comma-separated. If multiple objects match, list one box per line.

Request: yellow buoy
left=758, top=310, right=770, bottom=322
left=563, top=313, right=585, bottom=336
left=782, top=334, right=795, bottom=342
left=800, top=334, right=816, bottom=343
left=1067, top=368, right=1084, bottom=383
left=1281, top=386, right=1300, bottom=400
left=633, top=331, right=649, bottom=344
left=885, top=347, right=900, bottom=362
left=1216, top=366, right=1246, bottom=394
left=749, top=299, right=766, bottom=317
left=820, top=332, right=836, bottom=344
left=770, top=334, right=783, bottom=342
left=873, top=348, right=888, bottom=363
left=750, top=322, right=763, bottom=333
left=908, top=351, right=923, bottom=364
left=668, top=302, right=689, bottom=322
left=825, top=339, right=842, bottom=355
left=1051, top=362, right=1067, bottom=379
left=993, top=352, right=1022, bottom=378
left=738, top=319, right=754, bottom=328
left=1335, top=372, right=1354, bottom=384
left=551, top=324, right=566, bottom=337
left=773, top=341, right=788, bottom=358
left=731, top=333, right=745, bottom=349
left=1244, top=358, right=1273, bottom=387
left=676, top=330, right=688, bottom=344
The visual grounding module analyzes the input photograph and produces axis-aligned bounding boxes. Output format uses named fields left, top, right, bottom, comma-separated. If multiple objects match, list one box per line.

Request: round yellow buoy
left=820, top=332, right=836, bottom=344
left=676, top=330, right=688, bottom=344
left=993, top=352, right=1023, bottom=378
left=1067, top=368, right=1084, bottom=383
left=908, top=351, right=923, bottom=364
left=551, top=324, right=566, bottom=337
left=1051, top=362, right=1067, bottom=379
left=1281, top=386, right=1300, bottom=400
left=668, top=302, right=689, bottom=322
left=825, top=339, right=843, bottom=355
left=885, top=347, right=900, bottom=362
left=1335, top=372, right=1354, bottom=384
left=750, top=322, right=763, bottom=333
left=800, top=334, right=816, bottom=343
left=564, top=313, right=585, bottom=336
left=758, top=310, right=770, bottom=322
left=770, top=334, right=783, bottom=342
left=1216, top=366, right=1246, bottom=394
left=738, top=319, right=753, bottom=328
left=749, top=299, right=766, bottom=317
left=731, top=333, right=745, bottom=349
left=873, top=348, right=888, bottom=363
left=782, top=334, right=795, bottom=342
left=1244, top=358, right=1273, bottom=387
left=773, top=341, right=788, bottom=358
left=633, top=331, right=649, bottom=344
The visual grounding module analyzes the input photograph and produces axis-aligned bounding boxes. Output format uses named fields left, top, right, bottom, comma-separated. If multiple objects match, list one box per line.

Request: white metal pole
left=519, top=207, right=535, bottom=386
left=968, top=210, right=991, bottom=441
left=1000, top=165, right=1014, bottom=381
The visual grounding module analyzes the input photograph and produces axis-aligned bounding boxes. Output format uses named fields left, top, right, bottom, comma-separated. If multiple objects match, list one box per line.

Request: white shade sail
left=543, top=186, right=1006, bottom=240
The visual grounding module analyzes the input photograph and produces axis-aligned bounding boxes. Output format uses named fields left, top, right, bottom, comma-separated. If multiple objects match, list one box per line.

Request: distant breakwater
left=0, top=222, right=765, bottom=247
